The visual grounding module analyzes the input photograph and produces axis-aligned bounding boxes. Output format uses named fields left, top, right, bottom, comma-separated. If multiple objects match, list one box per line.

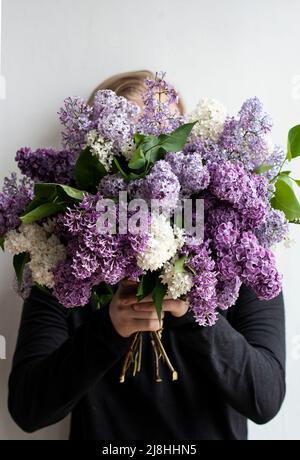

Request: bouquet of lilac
left=1, top=72, right=300, bottom=381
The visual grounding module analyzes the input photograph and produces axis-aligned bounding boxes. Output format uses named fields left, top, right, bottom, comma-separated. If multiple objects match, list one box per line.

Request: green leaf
left=21, top=202, right=65, bottom=224
left=75, top=147, right=107, bottom=191
left=23, top=196, right=45, bottom=215
left=113, top=157, right=128, bottom=179
left=287, top=125, right=300, bottom=161
left=174, top=256, right=188, bottom=273
left=35, top=283, right=50, bottom=295
left=145, top=146, right=165, bottom=164
left=0, top=236, right=5, bottom=251
left=92, top=282, right=114, bottom=309
left=255, top=164, right=273, bottom=174
left=142, top=135, right=160, bottom=152
left=271, top=175, right=300, bottom=221
left=128, top=147, right=146, bottom=170
left=57, top=184, right=85, bottom=201
left=21, top=183, right=85, bottom=224
left=136, top=271, right=158, bottom=301
left=159, top=121, right=197, bottom=152
left=152, top=278, right=167, bottom=322
left=134, top=133, right=146, bottom=146
left=34, top=183, right=85, bottom=202
left=13, top=252, right=30, bottom=287
left=280, top=171, right=292, bottom=176
left=295, top=179, right=300, bottom=187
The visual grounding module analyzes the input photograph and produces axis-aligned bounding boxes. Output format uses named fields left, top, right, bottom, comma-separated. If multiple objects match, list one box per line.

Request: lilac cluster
left=255, top=208, right=288, bottom=248
left=53, top=193, right=149, bottom=307
left=136, top=71, right=185, bottom=136
left=129, top=160, right=180, bottom=212
left=216, top=277, right=242, bottom=311
left=208, top=161, right=268, bottom=228
left=264, top=145, right=286, bottom=180
left=205, top=204, right=282, bottom=303
left=93, top=90, right=140, bottom=153
left=219, top=97, right=273, bottom=171
left=191, top=97, right=282, bottom=177
left=0, top=173, right=33, bottom=237
left=58, top=96, right=95, bottom=151
left=182, top=242, right=219, bottom=326
left=16, top=147, right=77, bottom=184
left=185, top=137, right=227, bottom=165
left=98, top=173, right=127, bottom=198
left=235, top=231, right=282, bottom=299
left=166, top=150, right=210, bottom=197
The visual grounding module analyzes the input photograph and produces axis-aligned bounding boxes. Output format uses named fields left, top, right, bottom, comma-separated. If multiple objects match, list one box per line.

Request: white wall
left=0, top=0, right=299, bottom=440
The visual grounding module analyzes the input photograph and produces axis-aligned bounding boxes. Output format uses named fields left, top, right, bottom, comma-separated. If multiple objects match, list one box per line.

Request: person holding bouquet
left=6, top=70, right=286, bottom=440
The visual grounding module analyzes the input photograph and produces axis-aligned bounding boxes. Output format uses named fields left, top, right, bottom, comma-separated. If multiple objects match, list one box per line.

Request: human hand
left=109, top=280, right=166, bottom=338
left=109, top=280, right=189, bottom=337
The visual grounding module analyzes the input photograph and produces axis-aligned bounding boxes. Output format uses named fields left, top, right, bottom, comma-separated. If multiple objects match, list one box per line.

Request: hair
left=87, top=69, right=185, bottom=114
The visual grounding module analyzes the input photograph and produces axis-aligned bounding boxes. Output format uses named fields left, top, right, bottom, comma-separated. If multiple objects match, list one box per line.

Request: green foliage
left=271, top=174, right=300, bottom=222
left=136, top=271, right=167, bottom=321
left=152, top=278, right=168, bottom=322
left=127, top=121, right=197, bottom=179
left=174, top=256, right=188, bottom=273
left=20, top=183, right=85, bottom=224
left=287, top=125, right=300, bottom=161
left=75, top=147, right=107, bottom=191
left=136, top=271, right=158, bottom=301
left=13, top=252, right=30, bottom=287
left=92, top=283, right=114, bottom=309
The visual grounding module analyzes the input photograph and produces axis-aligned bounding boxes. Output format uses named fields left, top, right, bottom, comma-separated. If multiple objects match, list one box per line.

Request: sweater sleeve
left=164, top=284, right=286, bottom=424
left=8, top=287, right=131, bottom=433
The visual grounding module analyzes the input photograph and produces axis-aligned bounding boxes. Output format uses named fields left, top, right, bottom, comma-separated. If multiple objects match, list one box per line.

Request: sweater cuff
left=89, top=305, right=131, bottom=356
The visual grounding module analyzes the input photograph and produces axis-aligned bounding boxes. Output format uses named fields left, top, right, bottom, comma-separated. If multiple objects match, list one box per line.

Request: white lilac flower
left=137, top=213, right=185, bottom=271
left=86, top=130, right=115, bottom=171
left=5, top=224, right=66, bottom=288
left=160, top=258, right=193, bottom=299
left=189, top=98, right=227, bottom=142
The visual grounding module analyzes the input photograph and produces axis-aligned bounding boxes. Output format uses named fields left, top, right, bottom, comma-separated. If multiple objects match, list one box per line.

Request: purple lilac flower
left=208, top=161, right=268, bottom=228
left=0, top=173, right=33, bottom=237
left=128, top=160, right=180, bottom=212
left=185, top=138, right=228, bottom=164
left=93, top=90, right=139, bottom=153
left=238, top=97, right=272, bottom=133
left=58, top=96, right=95, bottom=151
left=182, top=242, right=219, bottom=327
left=234, top=231, right=282, bottom=299
left=165, top=151, right=210, bottom=196
left=98, top=173, right=127, bottom=198
left=255, top=209, right=288, bottom=248
left=53, top=193, right=149, bottom=307
left=136, top=71, right=185, bottom=136
left=219, top=97, right=273, bottom=171
left=216, top=277, right=242, bottom=310
left=16, top=147, right=77, bottom=184
left=53, top=260, right=94, bottom=307
left=264, top=145, right=286, bottom=180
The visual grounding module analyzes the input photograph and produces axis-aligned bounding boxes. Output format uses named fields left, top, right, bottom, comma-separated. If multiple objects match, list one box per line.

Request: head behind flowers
left=87, top=69, right=185, bottom=115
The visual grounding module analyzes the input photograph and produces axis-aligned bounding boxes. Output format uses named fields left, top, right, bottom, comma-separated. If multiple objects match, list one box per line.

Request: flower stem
left=152, top=331, right=178, bottom=381
left=120, top=332, right=141, bottom=383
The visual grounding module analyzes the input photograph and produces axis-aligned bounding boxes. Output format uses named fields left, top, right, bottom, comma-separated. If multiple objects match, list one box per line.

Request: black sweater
left=8, top=285, right=286, bottom=440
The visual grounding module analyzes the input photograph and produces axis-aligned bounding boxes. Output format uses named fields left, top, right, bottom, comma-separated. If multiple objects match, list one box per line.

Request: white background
left=0, top=0, right=300, bottom=440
